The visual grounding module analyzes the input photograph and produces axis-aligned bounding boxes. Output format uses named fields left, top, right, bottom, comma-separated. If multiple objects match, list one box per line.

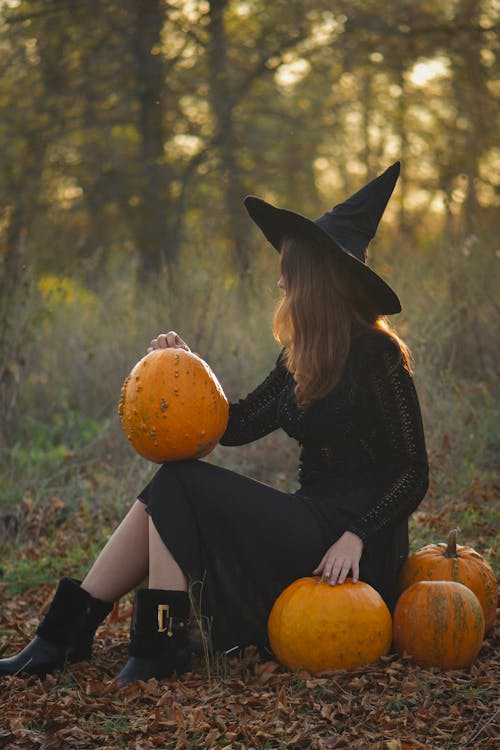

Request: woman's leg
left=116, top=514, right=190, bottom=685
left=81, top=500, right=150, bottom=602
left=1, top=496, right=190, bottom=680
left=148, top=517, right=188, bottom=591
left=0, top=501, right=150, bottom=678
left=81, top=499, right=188, bottom=601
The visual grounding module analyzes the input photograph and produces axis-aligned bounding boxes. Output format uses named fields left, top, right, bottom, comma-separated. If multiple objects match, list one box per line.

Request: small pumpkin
left=268, top=577, right=392, bottom=673
left=393, top=580, right=485, bottom=669
left=118, top=348, right=229, bottom=462
left=399, top=528, right=497, bottom=631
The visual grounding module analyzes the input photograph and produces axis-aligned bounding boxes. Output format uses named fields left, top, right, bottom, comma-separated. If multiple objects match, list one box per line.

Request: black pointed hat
left=244, top=162, right=401, bottom=314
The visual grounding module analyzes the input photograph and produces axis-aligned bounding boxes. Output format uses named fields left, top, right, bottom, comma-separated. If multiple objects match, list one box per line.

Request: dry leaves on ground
left=0, top=588, right=498, bottom=750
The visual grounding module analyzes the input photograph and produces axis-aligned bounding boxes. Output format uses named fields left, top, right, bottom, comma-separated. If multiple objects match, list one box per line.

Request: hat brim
left=244, top=196, right=401, bottom=315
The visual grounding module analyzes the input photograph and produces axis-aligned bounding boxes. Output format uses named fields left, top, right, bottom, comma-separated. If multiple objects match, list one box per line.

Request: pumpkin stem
left=444, top=528, right=460, bottom=558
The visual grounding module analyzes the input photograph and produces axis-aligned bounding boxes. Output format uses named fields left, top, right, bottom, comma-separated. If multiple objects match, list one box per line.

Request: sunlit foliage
left=0, top=0, right=498, bottom=506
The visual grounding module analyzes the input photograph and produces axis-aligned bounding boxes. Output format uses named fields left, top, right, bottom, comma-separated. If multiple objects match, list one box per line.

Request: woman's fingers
left=148, top=331, right=191, bottom=353
left=327, top=558, right=345, bottom=585
left=316, top=556, right=355, bottom=585
left=165, top=332, right=178, bottom=347
left=314, top=531, right=363, bottom=584
left=148, top=336, right=165, bottom=350
left=336, top=558, right=353, bottom=585
left=351, top=558, right=359, bottom=583
left=165, top=331, right=190, bottom=350
left=314, top=553, right=338, bottom=579
left=312, top=555, right=327, bottom=575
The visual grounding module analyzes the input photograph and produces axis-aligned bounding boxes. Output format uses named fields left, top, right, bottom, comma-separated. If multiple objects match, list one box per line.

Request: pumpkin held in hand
left=398, top=529, right=497, bottom=632
left=119, top=348, right=229, bottom=462
left=393, top=580, right=485, bottom=669
left=268, top=577, right=392, bottom=673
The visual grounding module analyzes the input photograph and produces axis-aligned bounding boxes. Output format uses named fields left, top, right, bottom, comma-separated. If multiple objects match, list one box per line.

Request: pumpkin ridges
left=268, top=577, right=306, bottom=667
left=307, top=579, right=343, bottom=672
left=393, top=580, right=485, bottom=669
left=268, top=577, right=392, bottom=673
left=398, top=529, right=497, bottom=632
left=276, top=578, right=316, bottom=670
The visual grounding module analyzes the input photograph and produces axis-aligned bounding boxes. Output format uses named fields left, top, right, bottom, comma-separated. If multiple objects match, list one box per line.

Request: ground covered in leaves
left=0, top=477, right=498, bottom=750
left=0, top=609, right=498, bottom=750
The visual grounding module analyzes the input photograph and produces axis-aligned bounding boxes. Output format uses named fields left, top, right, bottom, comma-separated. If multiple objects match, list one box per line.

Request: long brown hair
left=273, top=234, right=412, bottom=410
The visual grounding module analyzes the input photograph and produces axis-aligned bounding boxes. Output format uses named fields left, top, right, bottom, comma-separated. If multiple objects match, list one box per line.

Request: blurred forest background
left=0, top=0, right=498, bottom=530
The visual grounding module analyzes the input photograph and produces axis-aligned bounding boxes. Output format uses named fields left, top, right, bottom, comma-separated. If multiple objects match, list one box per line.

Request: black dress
left=138, top=331, right=429, bottom=656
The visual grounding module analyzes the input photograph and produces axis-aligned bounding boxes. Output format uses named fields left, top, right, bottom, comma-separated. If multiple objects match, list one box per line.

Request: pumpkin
left=118, top=348, right=229, bottom=462
left=399, top=528, right=497, bottom=632
left=267, top=577, right=392, bottom=673
left=393, top=580, right=485, bottom=669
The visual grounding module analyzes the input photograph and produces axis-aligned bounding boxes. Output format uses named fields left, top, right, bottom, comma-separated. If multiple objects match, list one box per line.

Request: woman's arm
left=219, top=351, right=288, bottom=446
left=347, top=338, right=429, bottom=544
left=312, top=337, right=429, bottom=585
left=147, top=332, right=287, bottom=447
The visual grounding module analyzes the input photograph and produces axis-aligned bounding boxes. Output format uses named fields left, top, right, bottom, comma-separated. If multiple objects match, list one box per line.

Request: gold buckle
left=158, top=604, right=172, bottom=635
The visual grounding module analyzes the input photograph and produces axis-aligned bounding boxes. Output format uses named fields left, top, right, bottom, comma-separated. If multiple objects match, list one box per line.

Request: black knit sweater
left=220, top=331, right=429, bottom=544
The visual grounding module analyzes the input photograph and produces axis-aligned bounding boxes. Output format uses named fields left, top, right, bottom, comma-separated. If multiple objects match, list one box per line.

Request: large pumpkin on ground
left=398, top=528, right=497, bottom=632
left=268, top=577, right=392, bottom=673
left=119, top=348, right=229, bottom=462
left=393, top=580, right=485, bottom=669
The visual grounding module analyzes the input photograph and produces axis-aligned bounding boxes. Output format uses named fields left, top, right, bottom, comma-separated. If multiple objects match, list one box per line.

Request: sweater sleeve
left=219, top=351, right=288, bottom=446
left=348, top=337, right=429, bottom=544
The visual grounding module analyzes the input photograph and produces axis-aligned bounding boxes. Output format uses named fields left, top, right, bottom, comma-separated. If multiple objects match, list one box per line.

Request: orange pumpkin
left=268, top=577, right=392, bottom=673
left=393, top=580, right=485, bottom=669
left=118, top=348, right=229, bottom=462
left=399, top=529, right=497, bottom=632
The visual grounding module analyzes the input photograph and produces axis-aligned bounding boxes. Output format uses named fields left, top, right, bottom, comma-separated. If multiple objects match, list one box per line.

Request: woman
left=0, top=162, right=429, bottom=685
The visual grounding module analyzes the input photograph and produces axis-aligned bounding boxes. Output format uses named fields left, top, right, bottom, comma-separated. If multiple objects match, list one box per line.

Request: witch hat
left=244, top=162, right=401, bottom=314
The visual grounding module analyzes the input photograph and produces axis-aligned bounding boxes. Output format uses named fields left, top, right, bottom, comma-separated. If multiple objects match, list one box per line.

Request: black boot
left=0, top=577, right=113, bottom=678
left=117, top=589, right=192, bottom=685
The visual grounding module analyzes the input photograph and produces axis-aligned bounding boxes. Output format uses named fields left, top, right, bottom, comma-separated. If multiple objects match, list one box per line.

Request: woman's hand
left=147, top=331, right=191, bottom=354
left=312, top=531, right=363, bottom=585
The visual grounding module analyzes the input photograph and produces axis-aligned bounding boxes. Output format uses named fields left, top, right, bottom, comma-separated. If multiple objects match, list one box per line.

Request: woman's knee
left=155, top=459, right=201, bottom=481
left=156, top=458, right=223, bottom=491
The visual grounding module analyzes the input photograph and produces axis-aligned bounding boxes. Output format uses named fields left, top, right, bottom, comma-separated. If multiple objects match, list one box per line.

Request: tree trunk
left=0, top=205, right=28, bottom=443
left=453, top=0, right=483, bottom=237
left=395, top=67, right=410, bottom=236
left=132, top=0, right=174, bottom=280
left=208, top=0, right=251, bottom=274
